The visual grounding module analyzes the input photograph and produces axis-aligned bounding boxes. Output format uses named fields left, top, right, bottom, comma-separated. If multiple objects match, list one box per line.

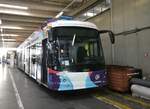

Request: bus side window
left=47, top=41, right=59, bottom=70
left=31, top=55, right=36, bottom=64
left=47, top=51, right=53, bottom=68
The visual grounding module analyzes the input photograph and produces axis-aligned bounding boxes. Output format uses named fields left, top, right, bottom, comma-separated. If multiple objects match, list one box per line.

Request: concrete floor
left=0, top=64, right=149, bottom=109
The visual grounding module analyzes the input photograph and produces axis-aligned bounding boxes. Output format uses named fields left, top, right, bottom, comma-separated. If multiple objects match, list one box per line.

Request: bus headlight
left=95, top=74, right=100, bottom=80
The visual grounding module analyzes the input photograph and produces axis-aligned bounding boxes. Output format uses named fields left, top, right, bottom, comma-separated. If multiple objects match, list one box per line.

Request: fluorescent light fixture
left=2, top=39, right=16, bottom=41
left=0, top=4, right=28, bottom=10
left=0, top=19, right=2, bottom=25
left=0, top=28, right=3, bottom=33
left=55, top=11, right=64, bottom=18
left=0, top=47, right=17, bottom=51
left=101, top=7, right=109, bottom=11
left=0, top=26, right=24, bottom=29
left=0, top=34, right=19, bottom=37
left=0, top=10, right=30, bottom=16
left=84, top=12, right=96, bottom=17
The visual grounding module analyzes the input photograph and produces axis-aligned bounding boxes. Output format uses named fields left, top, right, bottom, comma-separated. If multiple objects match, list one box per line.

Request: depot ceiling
left=0, top=0, right=101, bottom=48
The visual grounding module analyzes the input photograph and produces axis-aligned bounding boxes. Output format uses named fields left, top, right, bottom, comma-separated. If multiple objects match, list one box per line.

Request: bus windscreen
left=49, top=27, right=105, bottom=72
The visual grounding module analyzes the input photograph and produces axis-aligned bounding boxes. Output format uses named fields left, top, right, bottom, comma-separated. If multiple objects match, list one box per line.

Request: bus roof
left=18, top=20, right=99, bottom=49
left=47, top=20, right=99, bottom=30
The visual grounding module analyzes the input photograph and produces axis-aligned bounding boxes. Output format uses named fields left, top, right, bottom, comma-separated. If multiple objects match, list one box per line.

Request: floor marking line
left=8, top=69, right=25, bottom=109
left=106, top=90, right=150, bottom=108
left=94, top=95, right=121, bottom=109
left=94, top=94, right=132, bottom=109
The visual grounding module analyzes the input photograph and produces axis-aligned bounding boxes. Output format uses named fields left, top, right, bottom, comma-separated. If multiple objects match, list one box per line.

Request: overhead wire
left=55, top=0, right=76, bottom=18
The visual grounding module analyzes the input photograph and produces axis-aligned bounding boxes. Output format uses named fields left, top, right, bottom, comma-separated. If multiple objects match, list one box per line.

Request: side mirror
left=99, top=30, right=115, bottom=44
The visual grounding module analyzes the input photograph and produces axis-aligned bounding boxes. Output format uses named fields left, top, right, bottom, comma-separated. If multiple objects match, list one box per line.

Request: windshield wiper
left=72, top=34, right=76, bottom=46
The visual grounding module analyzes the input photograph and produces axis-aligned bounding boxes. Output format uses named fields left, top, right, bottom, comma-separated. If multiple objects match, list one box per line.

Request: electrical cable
left=115, top=26, right=150, bottom=36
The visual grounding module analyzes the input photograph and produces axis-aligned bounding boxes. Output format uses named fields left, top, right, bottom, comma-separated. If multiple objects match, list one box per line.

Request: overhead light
left=84, top=12, right=96, bottom=17
left=0, top=34, right=19, bottom=37
left=0, top=19, right=2, bottom=25
left=0, top=28, right=3, bottom=33
left=0, top=26, right=24, bottom=29
left=2, top=39, right=16, bottom=41
left=0, top=10, right=30, bottom=16
left=0, top=47, right=17, bottom=51
left=55, top=11, right=64, bottom=18
left=0, top=4, right=28, bottom=10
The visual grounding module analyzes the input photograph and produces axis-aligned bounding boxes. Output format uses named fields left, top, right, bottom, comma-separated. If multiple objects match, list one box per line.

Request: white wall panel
left=112, top=0, right=150, bottom=78
left=136, top=0, right=150, bottom=27
left=114, top=36, right=127, bottom=65
left=88, top=0, right=150, bottom=78
left=138, top=30, right=150, bottom=78
left=125, top=34, right=138, bottom=67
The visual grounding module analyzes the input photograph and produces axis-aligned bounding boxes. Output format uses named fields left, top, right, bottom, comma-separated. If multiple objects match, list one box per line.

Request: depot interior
left=0, top=0, right=150, bottom=109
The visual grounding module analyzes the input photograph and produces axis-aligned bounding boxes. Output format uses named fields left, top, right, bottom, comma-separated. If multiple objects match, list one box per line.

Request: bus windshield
left=50, top=27, right=105, bottom=72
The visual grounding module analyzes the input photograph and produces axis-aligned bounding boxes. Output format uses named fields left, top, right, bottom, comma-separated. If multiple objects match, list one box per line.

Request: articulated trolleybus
left=17, top=19, right=114, bottom=91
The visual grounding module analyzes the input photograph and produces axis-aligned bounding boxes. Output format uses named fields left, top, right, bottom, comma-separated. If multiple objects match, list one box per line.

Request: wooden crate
left=107, top=66, right=134, bottom=92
